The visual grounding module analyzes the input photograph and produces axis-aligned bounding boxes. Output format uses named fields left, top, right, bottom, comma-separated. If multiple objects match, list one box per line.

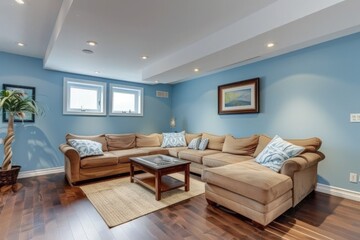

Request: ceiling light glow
left=17, top=42, right=25, bottom=47
left=141, top=56, right=148, bottom=60
left=267, top=42, right=275, bottom=48
left=194, top=68, right=199, bottom=72
left=87, top=41, right=97, bottom=46
left=15, top=0, right=25, bottom=4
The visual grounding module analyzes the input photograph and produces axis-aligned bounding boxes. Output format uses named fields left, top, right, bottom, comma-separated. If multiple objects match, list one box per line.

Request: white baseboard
left=316, top=183, right=360, bottom=202
left=18, top=167, right=64, bottom=179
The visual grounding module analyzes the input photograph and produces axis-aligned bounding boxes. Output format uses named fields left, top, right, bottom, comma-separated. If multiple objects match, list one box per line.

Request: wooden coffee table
left=129, top=154, right=191, bottom=200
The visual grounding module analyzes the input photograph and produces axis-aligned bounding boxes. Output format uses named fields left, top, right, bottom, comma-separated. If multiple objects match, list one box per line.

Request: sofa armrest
left=59, top=143, right=81, bottom=184
left=59, top=143, right=81, bottom=161
left=280, top=151, right=325, bottom=178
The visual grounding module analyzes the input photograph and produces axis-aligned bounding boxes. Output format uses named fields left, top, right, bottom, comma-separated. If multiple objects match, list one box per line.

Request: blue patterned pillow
left=68, top=139, right=104, bottom=158
left=255, top=135, right=304, bottom=172
left=198, top=138, right=209, bottom=151
left=188, top=137, right=201, bottom=150
left=161, top=131, right=186, bottom=148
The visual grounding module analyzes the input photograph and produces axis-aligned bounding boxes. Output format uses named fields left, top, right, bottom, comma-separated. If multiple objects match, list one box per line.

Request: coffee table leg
left=155, top=172, right=161, bottom=200
left=185, top=164, right=190, bottom=191
left=130, top=163, right=134, bottom=183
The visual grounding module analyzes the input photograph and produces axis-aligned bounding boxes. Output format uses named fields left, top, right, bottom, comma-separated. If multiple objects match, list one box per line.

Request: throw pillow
left=68, top=139, right=104, bottom=158
left=198, top=138, right=209, bottom=151
left=255, top=135, right=305, bottom=172
left=161, top=131, right=187, bottom=148
left=188, top=137, right=201, bottom=150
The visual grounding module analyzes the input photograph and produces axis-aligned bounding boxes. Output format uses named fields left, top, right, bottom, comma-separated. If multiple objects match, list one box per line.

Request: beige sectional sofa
left=59, top=132, right=324, bottom=226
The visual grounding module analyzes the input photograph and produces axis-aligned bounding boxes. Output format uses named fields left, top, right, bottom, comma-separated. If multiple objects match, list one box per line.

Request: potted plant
left=0, top=89, right=41, bottom=190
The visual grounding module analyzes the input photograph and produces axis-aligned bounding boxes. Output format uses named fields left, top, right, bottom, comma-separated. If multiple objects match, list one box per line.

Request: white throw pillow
left=161, top=131, right=186, bottom=148
left=188, top=137, right=201, bottom=150
left=198, top=138, right=209, bottom=151
left=255, top=135, right=305, bottom=172
left=68, top=139, right=104, bottom=158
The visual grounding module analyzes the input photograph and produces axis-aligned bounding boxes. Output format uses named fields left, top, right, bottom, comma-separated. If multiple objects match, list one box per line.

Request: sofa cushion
left=256, top=135, right=305, bottom=172
left=202, top=153, right=253, bottom=168
left=110, top=149, right=148, bottom=163
left=185, top=133, right=202, bottom=145
left=222, top=135, right=259, bottom=156
left=202, top=133, right=225, bottom=151
left=161, top=131, right=187, bottom=148
left=286, top=138, right=322, bottom=153
left=178, top=149, right=220, bottom=164
left=80, top=152, right=118, bottom=168
left=167, top=147, right=187, bottom=157
left=253, top=135, right=272, bottom=157
left=138, top=147, right=169, bottom=155
left=68, top=139, right=104, bottom=158
left=203, top=161, right=293, bottom=204
left=105, top=134, right=136, bottom=150
left=66, top=133, right=108, bottom=152
left=136, top=133, right=161, bottom=147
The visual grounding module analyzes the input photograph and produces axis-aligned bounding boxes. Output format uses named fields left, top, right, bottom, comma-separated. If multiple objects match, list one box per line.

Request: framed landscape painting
left=218, top=78, right=259, bottom=114
left=2, top=84, right=36, bottom=122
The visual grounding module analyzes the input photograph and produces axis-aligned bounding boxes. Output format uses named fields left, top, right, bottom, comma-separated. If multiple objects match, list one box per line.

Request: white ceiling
left=1, top=0, right=360, bottom=84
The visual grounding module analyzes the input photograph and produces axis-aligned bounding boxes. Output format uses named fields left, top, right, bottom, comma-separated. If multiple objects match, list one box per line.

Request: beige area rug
left=80, top=173, right=205, bottom=228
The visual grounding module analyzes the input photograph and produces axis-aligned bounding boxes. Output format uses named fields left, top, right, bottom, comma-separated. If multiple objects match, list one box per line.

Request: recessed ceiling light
left=87, top=41, right=97, bottom=46
left=82, top=49, right=94, bottom=54
left=267, top=42, right=275, bottom=48
left=194, top=68, right=200, bottom=72
left=17, top=42, right=25, bottom=47
left=155, top=80, right=158, bottom=83
left=141, top=56, right=148, bottom=60
left=95, top=71, right=100, bottom=74
left=15, top=0, right=25, bottom=5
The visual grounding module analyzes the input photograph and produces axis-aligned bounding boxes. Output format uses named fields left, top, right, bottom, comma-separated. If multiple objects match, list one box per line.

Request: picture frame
left=2, top=84, right=36, bottom=122
left=218, top=78, right=259, bottom=114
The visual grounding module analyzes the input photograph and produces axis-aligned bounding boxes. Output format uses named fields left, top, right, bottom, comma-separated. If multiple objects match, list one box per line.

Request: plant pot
left=0, top=165, right=21, bottom=187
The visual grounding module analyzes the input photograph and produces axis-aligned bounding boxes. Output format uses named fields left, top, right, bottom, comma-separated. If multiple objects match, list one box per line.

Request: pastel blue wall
left=0, top=52, right=172, bottom=171
left=172, top=32, right=360, bottom=192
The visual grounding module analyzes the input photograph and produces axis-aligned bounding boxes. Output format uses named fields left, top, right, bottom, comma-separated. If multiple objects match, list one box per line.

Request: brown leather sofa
left=59, top=132, right=324, bottom=226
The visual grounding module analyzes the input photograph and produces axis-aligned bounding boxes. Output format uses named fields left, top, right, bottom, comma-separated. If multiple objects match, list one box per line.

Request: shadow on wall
left=0, top=125, right=61, bottom=171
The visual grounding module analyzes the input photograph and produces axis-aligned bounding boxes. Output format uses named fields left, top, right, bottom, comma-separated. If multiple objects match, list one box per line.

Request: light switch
left=350, top=113, right=360, bottom=122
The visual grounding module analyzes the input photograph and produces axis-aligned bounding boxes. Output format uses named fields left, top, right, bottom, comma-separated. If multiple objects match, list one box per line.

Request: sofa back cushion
left=253, top=135, right=322, bottom=157
left=66, top=133, right=108, bottom=152
left=222, top=135, right=259, bottom=156
left=136, top=133, right=162, bottom=147
left=105, top=134, right=136, bottom=150
left=202, top=133, right=225, bottom=151
left=185, top=133, right=202, bottom=145
left=286, top=138, right=322, bottom=152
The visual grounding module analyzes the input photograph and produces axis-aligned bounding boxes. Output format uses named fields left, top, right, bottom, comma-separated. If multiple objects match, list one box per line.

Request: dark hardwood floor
left=1, top=173, right=359, bottom=240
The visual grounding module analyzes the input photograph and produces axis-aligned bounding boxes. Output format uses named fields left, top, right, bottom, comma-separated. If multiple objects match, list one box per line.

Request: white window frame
left=63, top=78, right=106, bottom=116
left=109, top=83, right=144, bottom=117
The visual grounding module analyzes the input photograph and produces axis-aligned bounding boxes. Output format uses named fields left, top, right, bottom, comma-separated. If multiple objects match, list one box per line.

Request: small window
left=63, top=78, right=106, bottom=115
left=110, top=84, right=143, bottom=116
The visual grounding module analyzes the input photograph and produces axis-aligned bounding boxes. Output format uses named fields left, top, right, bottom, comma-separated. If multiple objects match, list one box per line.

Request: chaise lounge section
left=202, top=135, right=325, bottom=226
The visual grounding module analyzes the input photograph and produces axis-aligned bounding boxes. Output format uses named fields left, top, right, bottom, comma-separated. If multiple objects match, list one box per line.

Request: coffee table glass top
left=131, top=154, right=190, bottom=169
